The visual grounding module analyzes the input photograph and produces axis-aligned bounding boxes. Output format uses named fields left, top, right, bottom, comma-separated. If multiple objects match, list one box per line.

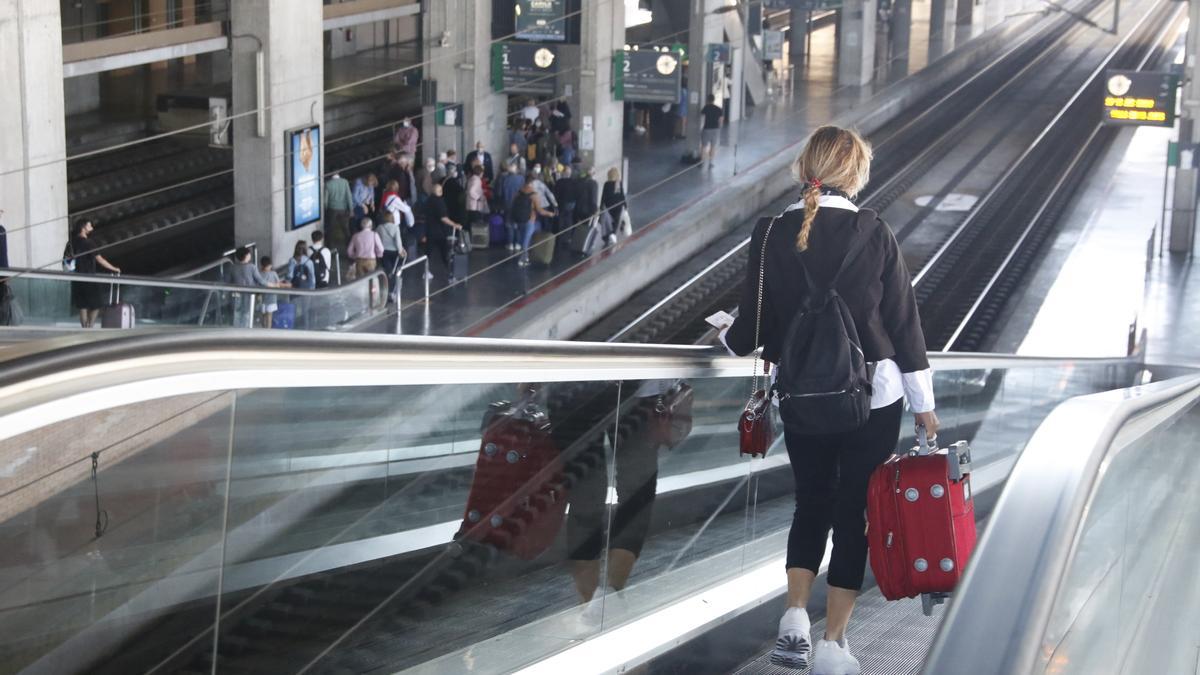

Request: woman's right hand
left=914, top=410, right=940, bottom=441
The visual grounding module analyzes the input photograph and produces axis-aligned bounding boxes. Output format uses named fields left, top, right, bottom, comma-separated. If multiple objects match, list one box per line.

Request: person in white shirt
left=521, top=98, right=541, bottom=123
left=717, top=126, right=937, bottom=675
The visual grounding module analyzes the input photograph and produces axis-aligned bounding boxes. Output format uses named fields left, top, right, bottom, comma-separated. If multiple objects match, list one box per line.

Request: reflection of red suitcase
left=457, top=400, right=565, bottom=560
left=867, top=429, right=975, bottom=614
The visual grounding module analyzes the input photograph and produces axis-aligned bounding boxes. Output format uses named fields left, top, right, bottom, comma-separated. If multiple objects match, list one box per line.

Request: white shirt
left=310, top=245, right=333, bottom=284
left=522, top=105, right=540, bottom=122
left=719, top=194, right=936, bottom=413
left=384, top=193, right=415, bottom=229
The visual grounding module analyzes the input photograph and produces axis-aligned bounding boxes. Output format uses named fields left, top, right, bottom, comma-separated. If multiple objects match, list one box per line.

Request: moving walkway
left=1, top=332, right=1196, bottom=673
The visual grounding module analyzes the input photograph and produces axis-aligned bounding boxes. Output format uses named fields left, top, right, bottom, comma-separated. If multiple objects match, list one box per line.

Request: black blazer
left=725, top=205, right=930, bottom=373
left=466, top=150, right=495, bottom=182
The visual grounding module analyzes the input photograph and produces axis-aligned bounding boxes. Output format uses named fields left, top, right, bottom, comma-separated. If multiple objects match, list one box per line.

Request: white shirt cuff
left=717, top=326, right=739, bottom=356
left=901, top=369, right=936, bottom=413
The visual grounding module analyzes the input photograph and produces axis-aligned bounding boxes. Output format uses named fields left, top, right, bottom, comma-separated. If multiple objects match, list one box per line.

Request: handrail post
left=424, top=256, right=430, bottom=303
left=334, top=250, right=343, bottom=286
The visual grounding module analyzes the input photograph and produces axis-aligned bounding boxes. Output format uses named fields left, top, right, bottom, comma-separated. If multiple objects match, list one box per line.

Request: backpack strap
left=828, top=208, right=878, bottom=289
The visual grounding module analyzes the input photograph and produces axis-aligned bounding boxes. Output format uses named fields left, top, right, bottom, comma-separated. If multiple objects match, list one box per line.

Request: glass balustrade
left=0, top=348, right=1148, bottom=674
left=0, top=269, right=386, bottom=332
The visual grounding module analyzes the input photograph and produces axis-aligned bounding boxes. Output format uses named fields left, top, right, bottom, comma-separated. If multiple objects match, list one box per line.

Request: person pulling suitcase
left=716, top=126, right=938, bottom=674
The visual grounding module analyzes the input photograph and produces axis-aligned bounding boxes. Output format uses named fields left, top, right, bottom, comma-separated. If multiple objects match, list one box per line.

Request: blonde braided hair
left=790, top=126, right=873, bottom=251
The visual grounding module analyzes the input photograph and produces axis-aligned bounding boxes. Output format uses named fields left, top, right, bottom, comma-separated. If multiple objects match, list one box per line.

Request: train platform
left=387, top=15, right=1006, bottom=338
left=995, top=123, right=1200, bottom=365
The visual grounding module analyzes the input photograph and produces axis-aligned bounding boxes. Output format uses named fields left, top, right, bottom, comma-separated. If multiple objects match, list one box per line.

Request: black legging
left=784, top=399, right=903, bottom=590
left=545, top=381, right=659, bottom=561
left=565, top=397, right=659, bottom=559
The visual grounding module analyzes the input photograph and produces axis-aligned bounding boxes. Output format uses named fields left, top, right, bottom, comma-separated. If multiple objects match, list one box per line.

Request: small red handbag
left=739, top=217, right=778, bottom=458
left=653, top=382, right=695, bottom=448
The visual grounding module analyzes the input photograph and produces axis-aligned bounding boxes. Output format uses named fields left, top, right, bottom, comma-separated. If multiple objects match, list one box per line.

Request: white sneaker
left=811, top=638, right=860, bottom=675
left=768, top=607, right=811, bottom=670
left=579, top=586, right=623, bottom=627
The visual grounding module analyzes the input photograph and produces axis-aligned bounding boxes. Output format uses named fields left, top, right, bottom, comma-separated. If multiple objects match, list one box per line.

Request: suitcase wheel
left=921, top=592, right=950, bottom=616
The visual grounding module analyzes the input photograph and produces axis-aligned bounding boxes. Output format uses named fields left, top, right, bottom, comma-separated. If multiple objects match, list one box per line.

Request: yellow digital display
left=1108, top=109, right=1167, bottom=122
left=1102, top=69, right=1177, bottom=128
left=1104, top=97, right=1158, bottom=109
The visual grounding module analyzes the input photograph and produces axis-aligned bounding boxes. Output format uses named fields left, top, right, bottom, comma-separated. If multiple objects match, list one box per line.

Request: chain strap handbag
left=739, top=217, right=778, bottom=458
left=652, top=382, right=695, bottom=448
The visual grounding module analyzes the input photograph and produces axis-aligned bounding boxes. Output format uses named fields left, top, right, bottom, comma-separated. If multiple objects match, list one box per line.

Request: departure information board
left=614, top=49, right=682, bottom=104
left=514, top=0, right=565, bottom=42
left=492, top=42, right=558, bottom=95
left=1102, top=69, right=1177, bottom=127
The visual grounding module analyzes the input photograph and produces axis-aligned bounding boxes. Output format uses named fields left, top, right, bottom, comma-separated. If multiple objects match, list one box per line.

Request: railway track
left=65, top=3, right=1182, bottom=672
left=580, top=0, right=1178, bottom=352
left=67, top=89, right=420, bottom=274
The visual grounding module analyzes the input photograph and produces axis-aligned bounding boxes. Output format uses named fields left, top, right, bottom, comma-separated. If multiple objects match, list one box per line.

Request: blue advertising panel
left=287, top=125, right=322, bottom=230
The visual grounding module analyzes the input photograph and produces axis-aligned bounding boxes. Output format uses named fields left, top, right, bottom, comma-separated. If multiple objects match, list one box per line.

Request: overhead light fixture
left=625, top=0, right=652, bottom=27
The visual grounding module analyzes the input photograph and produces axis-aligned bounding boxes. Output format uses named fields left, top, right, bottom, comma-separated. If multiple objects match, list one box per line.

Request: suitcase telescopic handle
left=916, top=425, right=938, bottom=455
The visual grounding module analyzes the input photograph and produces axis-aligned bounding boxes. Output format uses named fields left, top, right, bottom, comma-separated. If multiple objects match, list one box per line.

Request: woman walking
left=718, top=126, right=938, bottom=674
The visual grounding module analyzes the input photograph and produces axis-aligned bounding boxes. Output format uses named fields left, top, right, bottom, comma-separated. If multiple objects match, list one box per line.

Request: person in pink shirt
left=393, top=117, right=420, bottom=157
left=347, top=217, right=384, bottom=280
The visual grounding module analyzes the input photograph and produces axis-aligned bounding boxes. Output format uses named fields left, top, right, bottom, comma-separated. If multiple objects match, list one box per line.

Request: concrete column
left=421, top=0, right=506, bottom=168
left=891, top=0, right=913, bottom=75
left=789, top=0, right=810, bottom=66
left=687, top=0, right=725, bottom=150
left=0, top=0, right=69, bottom=268
left=837, top=0, right=877, bottom=87
left=576, top=0, right=626, bottom=175
left=231, top=0, right=325, bottom=264
left=1170, top=0, right=1200, bottom=254
left=928, top=0, right=958, bottom=61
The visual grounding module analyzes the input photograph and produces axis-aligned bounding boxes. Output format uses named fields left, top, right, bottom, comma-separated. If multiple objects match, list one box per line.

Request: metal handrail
left=169, top=242, right=258, bottom=280
left=0, top=330, right=1142, bottom=445
left=0, top=265, right=385, bottom=298
left=398, top=254, right=431, bottom=303
left=925, top=372, right=1200, bottom=674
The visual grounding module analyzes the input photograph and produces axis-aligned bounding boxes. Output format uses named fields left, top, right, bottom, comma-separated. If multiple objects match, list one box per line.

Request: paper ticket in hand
left=705, top=310, right=735, bottom=330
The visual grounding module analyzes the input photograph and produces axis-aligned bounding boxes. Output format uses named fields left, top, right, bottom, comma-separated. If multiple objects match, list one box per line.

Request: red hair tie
left=810, top=178, right=822, bottom=189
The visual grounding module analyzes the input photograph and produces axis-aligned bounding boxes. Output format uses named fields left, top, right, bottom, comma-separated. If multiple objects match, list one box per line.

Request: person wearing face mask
left=419, top=157, right=439, bottom=207
left=393, top=116, right=419, bottom=157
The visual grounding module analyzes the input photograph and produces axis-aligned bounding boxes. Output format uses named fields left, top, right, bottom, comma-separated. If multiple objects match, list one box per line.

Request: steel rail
left=937, top=0, right=1182, bottom=350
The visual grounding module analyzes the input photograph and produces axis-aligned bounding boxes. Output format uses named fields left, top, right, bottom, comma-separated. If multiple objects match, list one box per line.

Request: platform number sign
left=1102, top=69, right=1177, bottom=127
left=492, top=42, right=558, bottom=95
left=613, top=49, right=682, bottom=104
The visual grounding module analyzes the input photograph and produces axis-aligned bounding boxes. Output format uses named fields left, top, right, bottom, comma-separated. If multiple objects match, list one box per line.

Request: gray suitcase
left=101, top=282, right=135, bottom=329
left=451, top=233, right=470, bottom=281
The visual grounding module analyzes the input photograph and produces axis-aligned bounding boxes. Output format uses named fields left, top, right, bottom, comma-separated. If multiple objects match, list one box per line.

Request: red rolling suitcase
left=456, top=399, right=566, bottom=560
left=867, top=428, right=975, bottom=615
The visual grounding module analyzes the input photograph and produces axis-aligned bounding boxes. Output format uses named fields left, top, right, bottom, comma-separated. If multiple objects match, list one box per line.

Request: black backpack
left=772, top=209, right=878, bottom=435
left=511, top=191, right=534, bottom=224
left=310, top=247, right=329, bottom=288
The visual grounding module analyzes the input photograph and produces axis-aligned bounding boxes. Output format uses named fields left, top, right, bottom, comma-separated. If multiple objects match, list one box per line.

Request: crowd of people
left=318, top=99, right=628, bottom=287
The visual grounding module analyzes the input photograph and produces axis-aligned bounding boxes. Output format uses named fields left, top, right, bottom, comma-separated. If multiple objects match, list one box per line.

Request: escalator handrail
left=0, top=329, right=1141, bottom=444
left=0, top=265, right=383, bottom=297
left=925, top=372, right=1200, bottom=674
left=168, top=241, right=258, bottom=280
